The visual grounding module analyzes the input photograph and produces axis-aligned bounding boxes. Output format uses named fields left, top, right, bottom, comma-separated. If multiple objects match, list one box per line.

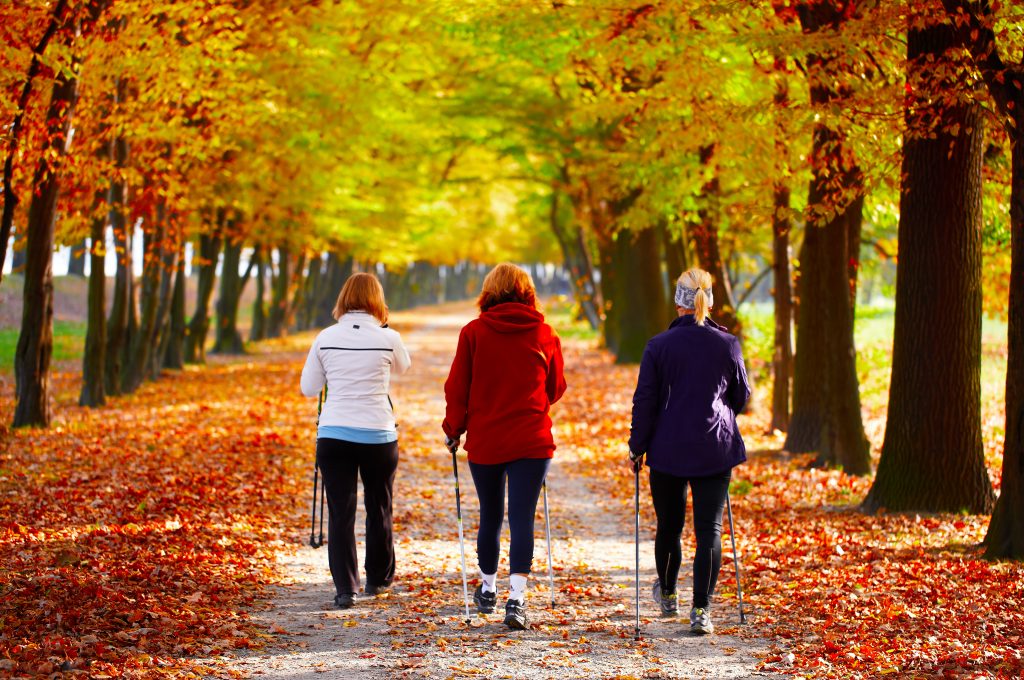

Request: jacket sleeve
left=300, top=336, right=325, bottom=397
left=726, top=338, right=751, bottom=414
left=628, top=343, right=659, bottom=455
left=546, top=334, right=567, bottom=405
left=391, top=331, right=411, bottom=375
left=442, top=325, right=473, bottom=438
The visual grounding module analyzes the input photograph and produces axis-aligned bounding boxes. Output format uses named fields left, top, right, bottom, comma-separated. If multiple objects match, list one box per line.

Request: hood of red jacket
left=479, top=302, right=545, bottom=333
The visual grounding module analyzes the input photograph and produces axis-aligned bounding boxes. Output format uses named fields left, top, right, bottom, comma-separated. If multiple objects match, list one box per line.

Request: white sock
left=509, top=574, right=527, bottom=603
left=481, top=571, right=496, bottom=594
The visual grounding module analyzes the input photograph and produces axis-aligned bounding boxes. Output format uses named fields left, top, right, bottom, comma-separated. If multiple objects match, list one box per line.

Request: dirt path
left=226, top=304, right=770, bottom=679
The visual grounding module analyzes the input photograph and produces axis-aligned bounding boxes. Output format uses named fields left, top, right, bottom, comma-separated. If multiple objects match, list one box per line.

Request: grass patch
left=0, top=321, right=87, bottom=372
left=544, top=294, right=600, bottom=342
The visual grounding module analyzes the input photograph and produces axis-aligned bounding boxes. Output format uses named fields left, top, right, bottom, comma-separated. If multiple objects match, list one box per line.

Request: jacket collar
left=668, top=314, right=723, bottom=331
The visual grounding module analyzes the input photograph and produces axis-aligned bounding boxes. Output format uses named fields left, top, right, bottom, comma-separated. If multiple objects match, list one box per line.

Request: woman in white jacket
left=301, top=272, right=411, bottom=608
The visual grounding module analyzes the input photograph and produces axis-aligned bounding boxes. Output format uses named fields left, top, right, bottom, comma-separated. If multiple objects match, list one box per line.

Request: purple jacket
left=628, top=315, right=750, bottom=478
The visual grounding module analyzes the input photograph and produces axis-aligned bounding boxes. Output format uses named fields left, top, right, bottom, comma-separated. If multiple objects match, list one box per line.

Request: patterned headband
left=674, top=281, right=713, bottom=310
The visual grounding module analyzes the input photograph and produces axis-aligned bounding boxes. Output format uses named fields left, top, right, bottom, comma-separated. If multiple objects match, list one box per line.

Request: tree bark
left=785, top=3, right=869, bottom=469
left=550, top=191, right=600, bottom=329
left=0, top=0, right=71, bottom=285
left=184, top=222, right=223, bottom=363
left=691, top=144, right=741, bottom=336
left=941, top=0, right=1024, bottom=557
left=163, top=244, right=186, bottom=370
left=771, top=183, right=794, bottom=433
left=123, top=206, right=165, bottom=392
left=864, top=12, right=995, bottom=513
left=610, top=227, right=669, bottom=364
left=267, top=246, right=291, bottom=338
left=13, top=63, right=80, bottom=427
left=212, top=237, right=247, bottom=354
left=80, top=213, right=106, bottom=407
left=250, top=248, right=267, bottom=341
left=314, top=252, right=353, bottom=328
left=67, top=238, right=87, bottom=276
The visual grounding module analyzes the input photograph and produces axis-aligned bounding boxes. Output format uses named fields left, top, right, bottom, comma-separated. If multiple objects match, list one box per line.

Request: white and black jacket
left=300, top=312, right=411, bottom=430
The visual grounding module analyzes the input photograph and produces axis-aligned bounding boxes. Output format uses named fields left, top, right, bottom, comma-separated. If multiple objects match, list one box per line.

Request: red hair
left=476, top=263, right=538, bottom=312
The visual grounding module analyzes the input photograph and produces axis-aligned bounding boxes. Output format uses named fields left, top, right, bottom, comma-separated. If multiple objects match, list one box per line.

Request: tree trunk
left=691, top=144, right=740, bottom=336
left=0, top=0, right=71, bottom=285
left=267, top=246, right=290, bottom=339
left=123, top=209, right=165, bottom=392
left=163, top=245, right=186, bottom=369
left=610, top=227, right=669, bottom=364
left=785, top=4, right=868, bottom=466
left=212, top=237, right=246, bottom=354
left=13, top=65, right=80, bottom=427
left=251, top=248, right=267, bottom=341
left=184, top=224, right=222, bottom=363
left=549, top=191, right=600, bottom=329
left=102, top=116, right=130, bottom=395
left=817, top=193, right=870, bottom=474
left=771, top=183, right=794, bottom=433
left=79, top=213, right=106, bottom=407
left=314, top=252, right=353, bottom=328
left=986, top=123, right=1024, bottom=556
left=864, top=15, right=995, bottom=513
left=147, top=210, right=178, bottom=380
left=287, top=251, right=307, bottom=332
left=67, top=238, right=86, bottom=276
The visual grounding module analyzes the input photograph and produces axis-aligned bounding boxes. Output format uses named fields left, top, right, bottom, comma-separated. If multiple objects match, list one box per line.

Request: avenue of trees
left=0, top=0, right=1020, bottom=557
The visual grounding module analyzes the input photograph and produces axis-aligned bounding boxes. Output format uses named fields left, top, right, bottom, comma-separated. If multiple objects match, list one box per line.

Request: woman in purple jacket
left=628, top=267, right=750, bottom=635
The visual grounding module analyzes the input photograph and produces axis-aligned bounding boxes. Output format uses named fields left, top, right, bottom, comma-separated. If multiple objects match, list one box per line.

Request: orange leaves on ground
left=0, top=354, right=312, bottom=677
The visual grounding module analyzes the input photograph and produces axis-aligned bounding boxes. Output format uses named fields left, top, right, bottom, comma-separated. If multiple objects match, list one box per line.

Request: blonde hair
left=677, top=268, right=714, bottom=326
left=477, top=263, right=539, bottom=312
left=333, top=272, right=389, bottom=325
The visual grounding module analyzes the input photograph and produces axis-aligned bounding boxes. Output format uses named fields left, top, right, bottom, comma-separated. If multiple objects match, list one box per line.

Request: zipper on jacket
left=665, top=385, right=671, bottom=410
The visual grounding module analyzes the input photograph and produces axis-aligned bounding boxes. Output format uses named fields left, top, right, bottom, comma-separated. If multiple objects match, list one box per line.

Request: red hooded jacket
left=443, top=303, right=567, bottom=465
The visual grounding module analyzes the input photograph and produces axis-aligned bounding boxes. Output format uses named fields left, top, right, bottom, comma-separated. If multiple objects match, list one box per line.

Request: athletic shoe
left=473, top=585, right=496, bottom=614
left=651, top=579, right=678, bottom=616
left=690, top=607, right=714, bottom=635
left=503, top=598, right=528, bottom=630
left=364, top=583, right=390, bottom=596
left=334, top=593, right=355, bottom=609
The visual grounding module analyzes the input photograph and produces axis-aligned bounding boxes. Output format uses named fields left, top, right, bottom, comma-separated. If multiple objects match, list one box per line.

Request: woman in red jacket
left=442, top=263, right=567, bottom=630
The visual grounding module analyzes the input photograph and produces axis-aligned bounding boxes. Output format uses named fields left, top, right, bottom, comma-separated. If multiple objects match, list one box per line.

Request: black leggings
left=316, top=437, right=398, bottom=596
left=468, top=457, right=550, bottom=575
left=649, top=468, right=731, bottom=609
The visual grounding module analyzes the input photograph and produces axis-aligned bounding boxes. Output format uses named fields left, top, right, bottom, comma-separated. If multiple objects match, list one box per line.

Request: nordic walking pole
left=542, top=480, right=555, bottom=609
left=631, top=452, right=643, bottom=641
left=726, top=491, right=746, bottom=624
left=449, top=443, right=471, bottom=623
left=310, top=386, right=327, bottom=548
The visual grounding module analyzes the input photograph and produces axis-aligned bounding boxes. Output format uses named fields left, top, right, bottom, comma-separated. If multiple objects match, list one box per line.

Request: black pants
left=468, top=457, right=550, bottom=575
left=316, top=437, right=398, bottom=596
left=649, top=467, right=731, bottom=609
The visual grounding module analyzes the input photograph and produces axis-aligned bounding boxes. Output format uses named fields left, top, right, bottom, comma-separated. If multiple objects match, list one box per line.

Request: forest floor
left=1, top=301, right=1021, bottom=679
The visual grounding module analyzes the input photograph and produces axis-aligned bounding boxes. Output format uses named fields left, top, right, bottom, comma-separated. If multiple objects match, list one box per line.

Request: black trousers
left=468, top=457, right=550, bottom=575
left=316, top=437, right=398, bottom=596
left=649, top=467, right=731, bottom=609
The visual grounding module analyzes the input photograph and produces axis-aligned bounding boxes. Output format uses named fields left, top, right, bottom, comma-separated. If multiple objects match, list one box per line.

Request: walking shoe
left=689, top=607, right=714, bottom=635
left=473, top=585, right=497, bottom=614
left=503, top=598, right=528, bottom=630
left=364, top=583, right=390, bottom=596
left=334, top=593, right=355, bottom=609
left=651, top=579, right=678, bottom=616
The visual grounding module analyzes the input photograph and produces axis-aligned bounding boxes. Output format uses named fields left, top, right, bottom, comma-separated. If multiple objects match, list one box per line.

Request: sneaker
left=689, top=607, right=714, bottom=635
left=364, top=583, right=390, bottom=596
left=334, top=593, right=355, bottom=609
left=473, top=585, right=496, bottom=614
left=503, top=598, right=528, bottom=630
left=651, top=579, right=678, bottom=616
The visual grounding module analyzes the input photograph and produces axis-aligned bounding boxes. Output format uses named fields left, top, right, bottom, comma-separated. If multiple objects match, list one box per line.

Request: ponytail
left=693, top=287, right=709, bottom=326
